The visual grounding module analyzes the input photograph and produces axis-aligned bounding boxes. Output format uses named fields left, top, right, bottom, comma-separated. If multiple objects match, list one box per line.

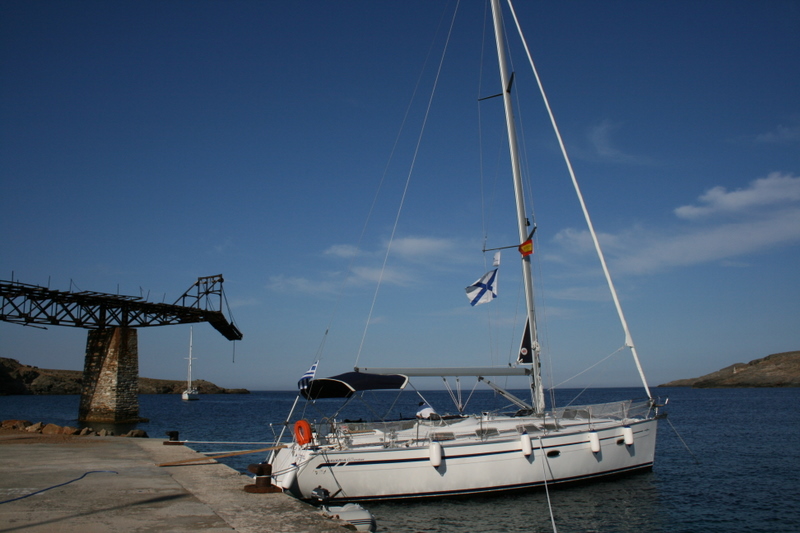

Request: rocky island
left=659, top=350, right=800, bottom=388
left=0, top=357, right=249, bottom=395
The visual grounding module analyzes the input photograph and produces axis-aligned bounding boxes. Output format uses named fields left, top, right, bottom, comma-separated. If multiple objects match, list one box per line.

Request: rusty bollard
left=244, top=463, right=282, bottom=494
left=163, top=430, right=184, bottom=445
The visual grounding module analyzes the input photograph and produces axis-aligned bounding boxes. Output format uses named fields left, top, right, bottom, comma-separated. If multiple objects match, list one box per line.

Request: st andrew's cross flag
left=465, top=268, right=498, bottom=306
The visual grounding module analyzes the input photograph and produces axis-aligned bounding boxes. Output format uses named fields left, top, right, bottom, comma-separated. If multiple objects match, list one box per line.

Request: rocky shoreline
left=0, top=357, right=249, bottom=395
left=658, top=350, right=800, bottom=388
left=1, top=418, right=148, bottom=438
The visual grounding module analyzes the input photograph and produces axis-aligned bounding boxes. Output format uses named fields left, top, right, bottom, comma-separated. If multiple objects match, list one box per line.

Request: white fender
left=588, top=431, right=601, bottom=453
left=429, top=442, right=443, bottom=467
left=520, top=434, right=533, bottom=456
left=623, top=426, right=634, bottom=446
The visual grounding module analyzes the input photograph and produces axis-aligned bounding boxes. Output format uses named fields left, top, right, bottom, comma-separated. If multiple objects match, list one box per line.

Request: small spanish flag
left=518, top=238, right=533, bottom=257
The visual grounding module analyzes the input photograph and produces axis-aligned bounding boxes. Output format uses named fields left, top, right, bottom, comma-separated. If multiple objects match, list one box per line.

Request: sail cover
left=301, top=372, right=409, bottom=400
left=517, top=319, right=533, bottom=364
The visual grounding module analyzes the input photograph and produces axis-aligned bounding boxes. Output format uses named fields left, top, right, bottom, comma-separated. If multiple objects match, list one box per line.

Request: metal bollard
left=163, top=430, right=184, bottom=445
left=244, top=463, right=282, bottom=493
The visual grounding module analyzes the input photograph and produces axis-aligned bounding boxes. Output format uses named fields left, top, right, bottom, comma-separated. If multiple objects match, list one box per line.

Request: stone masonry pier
left=79, top=327, right=143, bottom=423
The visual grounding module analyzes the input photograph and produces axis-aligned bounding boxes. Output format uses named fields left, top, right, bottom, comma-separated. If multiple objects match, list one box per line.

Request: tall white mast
left=490, top=0, right=545, bottom=413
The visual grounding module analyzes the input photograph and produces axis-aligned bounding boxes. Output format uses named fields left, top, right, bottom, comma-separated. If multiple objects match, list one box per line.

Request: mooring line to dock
left=157, top=445, right=286, bottom=467
left=0, top=470, right=118, bottom=505
left=182, top=440, right=274, bottom=445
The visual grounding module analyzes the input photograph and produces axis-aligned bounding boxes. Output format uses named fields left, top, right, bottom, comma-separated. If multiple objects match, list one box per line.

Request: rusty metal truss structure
left=0, top=274, right=242, bottom=341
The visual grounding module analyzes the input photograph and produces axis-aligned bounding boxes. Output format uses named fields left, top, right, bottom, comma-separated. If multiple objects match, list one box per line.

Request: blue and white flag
left=465, top=268, right=498, bottom=306
left=298, top=361, right=318, bottom=390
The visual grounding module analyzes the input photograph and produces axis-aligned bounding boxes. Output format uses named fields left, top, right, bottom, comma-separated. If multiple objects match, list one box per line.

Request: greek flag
left=298, top=361, right=318, bottom=390
left=465, top=268, right=498, bottom=306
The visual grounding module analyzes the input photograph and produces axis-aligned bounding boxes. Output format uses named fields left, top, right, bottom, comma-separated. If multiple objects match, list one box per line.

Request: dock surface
left=0, top=431, right=350, bottom=532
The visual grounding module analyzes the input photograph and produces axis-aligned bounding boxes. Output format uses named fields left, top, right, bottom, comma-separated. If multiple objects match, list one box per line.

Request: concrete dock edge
left=0, top=431, right=353, bottom=532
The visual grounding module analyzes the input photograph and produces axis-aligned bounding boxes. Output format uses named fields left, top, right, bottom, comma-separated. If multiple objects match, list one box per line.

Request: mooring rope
left=0, top=470, right=118, bottom=505
left=182, top=440, right=272, bottom=445
left=157, top=445, right=286, bottom=467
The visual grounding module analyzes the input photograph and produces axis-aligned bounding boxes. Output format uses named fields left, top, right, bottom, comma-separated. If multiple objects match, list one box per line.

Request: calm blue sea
left=2, top=387, right=799, bottom=532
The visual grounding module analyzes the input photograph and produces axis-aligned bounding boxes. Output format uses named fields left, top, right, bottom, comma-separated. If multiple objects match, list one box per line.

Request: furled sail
left=517, top=319, right=533, bottom=364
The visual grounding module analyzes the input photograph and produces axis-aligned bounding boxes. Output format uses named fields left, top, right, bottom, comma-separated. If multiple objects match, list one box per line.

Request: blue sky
left=2, top=1, right=798, bottom=393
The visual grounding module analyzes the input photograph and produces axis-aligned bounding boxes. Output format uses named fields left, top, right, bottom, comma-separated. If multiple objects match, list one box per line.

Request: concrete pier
left=0, top=431, right=352, bottom=532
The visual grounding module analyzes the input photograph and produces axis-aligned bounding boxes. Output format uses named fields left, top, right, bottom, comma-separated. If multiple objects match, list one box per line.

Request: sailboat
left=267, top=0, right=663, bottom=502
left=181, top=327, right=199, bottom=401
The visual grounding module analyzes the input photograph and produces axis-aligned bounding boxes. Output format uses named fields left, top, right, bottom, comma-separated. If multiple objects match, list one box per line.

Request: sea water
left=2, top=387, right=799, bottom=532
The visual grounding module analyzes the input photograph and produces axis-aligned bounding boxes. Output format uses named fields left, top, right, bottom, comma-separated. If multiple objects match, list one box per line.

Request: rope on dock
left=157, top=445, right=286, bottom=467
left=0, top=470, right=118, bottom=505
left=182, top=440, right=276, bottom=445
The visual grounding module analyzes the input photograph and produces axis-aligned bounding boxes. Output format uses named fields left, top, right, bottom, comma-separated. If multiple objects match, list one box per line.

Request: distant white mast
left=187, top=326, right=194, bottom=390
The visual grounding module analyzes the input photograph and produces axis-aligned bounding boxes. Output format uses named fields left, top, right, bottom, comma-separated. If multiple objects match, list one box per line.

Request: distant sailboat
left=182, top=327, right=199, bottom=401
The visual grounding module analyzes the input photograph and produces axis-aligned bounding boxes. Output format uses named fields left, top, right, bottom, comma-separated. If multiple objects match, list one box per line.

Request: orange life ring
left=294, top=419, right=312, bottom=445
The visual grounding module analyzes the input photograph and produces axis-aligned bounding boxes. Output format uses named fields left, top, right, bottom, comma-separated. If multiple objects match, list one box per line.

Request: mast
left=187, top=326, right=193, bottom=390
left=490, top=0, right=545, bottom=413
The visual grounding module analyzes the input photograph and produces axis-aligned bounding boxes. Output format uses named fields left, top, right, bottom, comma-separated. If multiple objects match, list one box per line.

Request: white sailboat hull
left=271, top=410, right=657, bottom=502
left=181, top=390, right=199, bottom=401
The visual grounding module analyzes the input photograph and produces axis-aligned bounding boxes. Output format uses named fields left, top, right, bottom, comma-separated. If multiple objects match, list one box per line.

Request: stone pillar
left=79, top=327, right=143, bottom=423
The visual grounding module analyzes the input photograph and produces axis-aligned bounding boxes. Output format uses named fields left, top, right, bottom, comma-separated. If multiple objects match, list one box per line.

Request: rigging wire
left=666, top=416, right=701, bottom=464
left=505, top=0, right=652, bottom=398
left=305, top=2, right=451, bottom=373
left=553, top=345, right=626, bottom=392
left=537, top=436, right=559, bottom=533
left=354, top=0, right=462, bottom=368
left=477, top=0, right=504, bottom=370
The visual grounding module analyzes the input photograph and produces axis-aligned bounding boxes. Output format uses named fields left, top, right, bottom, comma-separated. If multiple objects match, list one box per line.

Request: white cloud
left=324, top=244, right=360, bottom=258
left=754, top=123, right=800, bottom=144
left=350, top=265, right=413, bottom=286
left=618, top=209, right=800, bottom=274
left=266, top=274, right=339, bottom=294
left=675, top=172, right=800, bottom=219
left=322, top=236, right=463, bottom=264
left=547, top=172, right=800, bottom=276
left=587, top=120, right=651, bottom=165
left=268, top=235, right=464, bottom=296
left=389, top=236, right=459, bottom=261
left=552, top=227, right=622, bottom=255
